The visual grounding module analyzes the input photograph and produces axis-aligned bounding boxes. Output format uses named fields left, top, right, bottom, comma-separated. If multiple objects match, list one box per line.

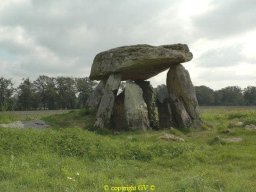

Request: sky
left=0, top=0, right=255, bottom=90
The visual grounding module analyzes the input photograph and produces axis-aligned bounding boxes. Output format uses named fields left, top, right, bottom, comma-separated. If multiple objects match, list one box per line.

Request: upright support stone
left=124, top=81, right=150, bottom=131
left=94, top=74, right=121, bottom=128
left=86, top=80, right=106, bottom=111
left=155, top=85, right=176, bottom=128
left=112, top=91, right=127, bottom=130
left=167, top=64, right=200, bottom=128
left=169, top=93, right=192, bottom=128
left=135, top=80, right=159, bottom=130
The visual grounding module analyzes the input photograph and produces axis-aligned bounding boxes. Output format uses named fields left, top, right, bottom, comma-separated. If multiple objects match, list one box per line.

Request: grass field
left=0, top=107, right=256, bottom=191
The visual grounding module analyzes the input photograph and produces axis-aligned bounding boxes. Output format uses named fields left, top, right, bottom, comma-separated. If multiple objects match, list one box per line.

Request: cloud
left=195, top=65, right=256, bottom=90
left=0, top=0, right=179, bottom=57
left=0, top=0, right=193, bottom=81
left=193, top=0, right=256, bottom=39
left=196, top=45, right=255, bottom=68
left=0, top=0, right=255, bottom=89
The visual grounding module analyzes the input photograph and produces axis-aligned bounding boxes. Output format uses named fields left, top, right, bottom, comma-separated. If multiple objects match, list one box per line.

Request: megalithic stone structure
left=87, top=44, right=200, bottom=130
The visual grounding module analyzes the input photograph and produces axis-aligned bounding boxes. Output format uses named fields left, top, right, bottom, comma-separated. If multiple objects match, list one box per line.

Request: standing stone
left=135, top=80, right=159, bottom=130
left=155, top=85, right=176, bottom=128
left=169, top=93, right=192, bottom=128
left=167, top=64, right=200, bottom=128
left=124, top=81, right=150, bottom=131
left=112, top=91, right=127, bottom=131
left=86, top=80, right=106, bottom=111
left=94, top=74, right=121, bottom=128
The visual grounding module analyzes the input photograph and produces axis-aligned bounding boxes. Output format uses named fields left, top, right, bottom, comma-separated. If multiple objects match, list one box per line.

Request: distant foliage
left=156, top=84, right=255, bottom=106
left=244, top=86, right=256, bottom=105
left=17, top=78, right=39, bottom=110
left=214, top=86, right=244, bottom=106
left=195, top=86, right=215, bottom=106
left=195, top=85, right=256, bottom=106
left=0, top=76, right=97, bottom=111
left=0, top=76, right=256, bottom=110
left=76, top=77, right=97, bottom=108
left=0, top=77, right=14, bottom=111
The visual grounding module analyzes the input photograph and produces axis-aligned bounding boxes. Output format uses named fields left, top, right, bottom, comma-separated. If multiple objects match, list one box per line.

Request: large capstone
left=124, top=81, right=150, bottom=131
left=90, top=44, right=193, bottom=80
left=166, top=64, right=200, bottom=128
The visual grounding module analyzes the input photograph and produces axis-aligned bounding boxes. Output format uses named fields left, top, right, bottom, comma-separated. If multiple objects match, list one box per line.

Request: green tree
left=33, top=75, right=48, bottom=109
left=244, top=86, right=256, bottom=105
left=214, top=86, right=244, bottom=106
left=17, top=78, right=39, bottom=110
left=45, top=77, right=58, bottom=110
left=56, top=77, right=77, bottom=109
left=33, top=75, right=58, bottom=109
left=76, top=77, right=97, bottom=108
left=195, top=86, right=215, bottom=106
left=0, top=77, right=15, bottom=111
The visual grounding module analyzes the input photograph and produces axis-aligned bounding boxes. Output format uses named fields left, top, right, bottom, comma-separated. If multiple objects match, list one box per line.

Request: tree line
left=0, top=76, right=96, bottom=111
left=1, top=76, right=256, bottom=111
left=195, top=85, right=256, bottom=106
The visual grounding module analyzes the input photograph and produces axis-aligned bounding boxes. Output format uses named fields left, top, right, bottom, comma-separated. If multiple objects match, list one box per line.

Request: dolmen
left=86, top=44, right=201, bottom=131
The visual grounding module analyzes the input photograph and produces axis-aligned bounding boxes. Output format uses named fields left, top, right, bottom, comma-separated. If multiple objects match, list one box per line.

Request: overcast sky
left=0, top=0, right=255, bottom=90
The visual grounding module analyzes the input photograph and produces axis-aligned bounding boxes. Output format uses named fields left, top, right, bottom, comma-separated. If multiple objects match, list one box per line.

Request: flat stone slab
left=90, top=44, right=193, bottom=80
left=0, top=120, right=49, bottom=129
left=159, top=134, right=185, bottom=142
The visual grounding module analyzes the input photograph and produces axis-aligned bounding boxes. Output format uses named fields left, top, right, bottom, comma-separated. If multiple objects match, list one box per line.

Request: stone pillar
left=155, top=85, right=176, bottom=128
left=169, top=93, right=192, bottom=128
left=166, top=64, right=200, bottom=128
left=124, top=81, right=150, bottom=131
left=135, top=80, right=159, bottom=130
left=94, top=74, right=121, bottom=128
left=112, top=91, right=127, bottom=131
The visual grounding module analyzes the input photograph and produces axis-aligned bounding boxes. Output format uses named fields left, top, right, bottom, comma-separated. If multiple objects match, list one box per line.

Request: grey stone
left=90, top=44, right=193, bottom=80
left=0, top=121, right=24, bottom=128
left=157, top=99, right=176, bottom=128
left=155, top=84, right=169, bottom=103
left=135, top=80, right=159, bottom=130
left=112, top=91, right=127, bottom=130
left=235, top=121, right=244, bottom=127
left=167, top=64, right=200, bottom=128
left=124, top=81, right=150, bottom=131
left=223, top=137, right=243, bottom=143
left=169, top=93, right=192, bottom=128
left=155, top=85, right=176, bottom=128
left=228, top=121, right=244, bottom=128
left=0, top=120, right=49, bottom=129
left=94, top=74, right=121, bottom=128
left=159, top=134, right=185, bottom=142
left=86, top=80, right=106, bottom=111
left=245, top=124, right=256, bottom=130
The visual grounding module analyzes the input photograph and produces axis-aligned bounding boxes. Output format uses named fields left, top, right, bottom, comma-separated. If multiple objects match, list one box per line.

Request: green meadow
left=0, top=107, right=256, bottom=192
